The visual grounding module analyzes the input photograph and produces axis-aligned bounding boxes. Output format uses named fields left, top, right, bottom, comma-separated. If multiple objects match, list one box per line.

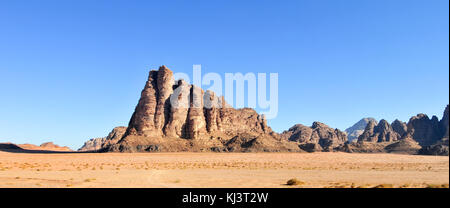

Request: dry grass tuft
left=373, top=184, right=394, bottom=188
left=286, top=178, right=305, bottom=186
left=426, top=184, right=449, bottom=188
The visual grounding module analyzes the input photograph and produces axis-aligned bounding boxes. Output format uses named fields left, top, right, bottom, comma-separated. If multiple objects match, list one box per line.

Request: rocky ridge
left=340, top=105, right=449, bottom=155
left=103, top=66, right=298, bottom=152
left=281, top=122, right=347, bottom=152
left=1, top=142, right=73, bottom=152
left=345, top=118, right=377, bottom=142
left=78, top=127, right=126, bottom=152
left=77, top=66, right=448, bottom=155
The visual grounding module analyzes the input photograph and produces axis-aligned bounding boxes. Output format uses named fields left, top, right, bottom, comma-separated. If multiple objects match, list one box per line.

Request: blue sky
left=0, top=0, right=448, bottom=149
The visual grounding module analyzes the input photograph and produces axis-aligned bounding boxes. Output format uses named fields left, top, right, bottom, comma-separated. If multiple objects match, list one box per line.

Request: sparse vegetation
left=426, top=184, right=449, bottom=188
left=286, top=178, right=305, bottom=186
left=373, top=184, right=394, bottom=188
left=84, top=178, right=96, bottom=182
left=0, top=152, right=447, bottom=188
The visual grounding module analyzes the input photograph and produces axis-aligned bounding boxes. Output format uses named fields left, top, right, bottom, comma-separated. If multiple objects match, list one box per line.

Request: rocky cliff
left=406, top=114, right=442, bottom=146
left=391, top=119, right=408, bottom=137
left=440, top=105, right=449, bottom=139
left=280, top=122, right=347, bottom=152
left=357, top=119, right=401, bottom=143
left=78, top=138, right=107, bottom=152
left=418, top=105, right=449, bottom=155
left=16, top=142, right=72, bottom=152
left=95, top=65, right=448, bottom=155
left=104, top=66, right=297, bottom=152
left=78, top=126, right=126, bottom=152
left=345, top=118, right=377, bottom=142
left=341, top=105, right=449, bottom=155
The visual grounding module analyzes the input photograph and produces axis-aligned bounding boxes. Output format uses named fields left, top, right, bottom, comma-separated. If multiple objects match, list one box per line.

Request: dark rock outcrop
left=440, top=105, right=449, bottom=140
left=78, top=138, right=106, bottom=152
left=384, top=137, right=422, bottom=154
left=406, top=114, right=442, bottom=146
left=418, top=138, right=449, bottom=156
left=357, top=119, right=400, bottom=143
left=412, top=105, right=449, bottom=155
left=345, top=118, right=377, bottom=142
left=391, top=119, right=407, bottom=137
left=281, top=122, right=347, bottom=152
left=344, top=105, right=449, bottom=155
left=336, top=142, right=388, bottom=153
left=0, top=143, right=23, bottom=150
left=79, top=126, right=127, bottom=152
left=298, top=143, right=323, bottom=153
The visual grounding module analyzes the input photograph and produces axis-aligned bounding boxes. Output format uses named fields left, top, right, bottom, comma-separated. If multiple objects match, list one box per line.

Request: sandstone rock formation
left=439, top=105, right=449, bottom=140
left=97, top=65, right=448, bottom=155
left=384, top=137, right=422, bottom=154
left=78, top=126, right=126, bottom=152
left=281, top=122, right=347, bottom=152
left=104, top=66, right=297, bottom=152
left=78, top=138, right=106, bottom=152
left=417, top=105, right=449, bottom=156
left=391, top=119, right=407, bottom=137
left=342, top=105, right=449, bottom=155
left=357, top=119, right=400, bottom=143
left=406, top=114, right=442, bottom=146
left=345, top=118, right=377, bottom=142
left=18, top=142, right=73, bottom=152
left=341, top=119, right=410, bottom=154
left=419, top=138, right=449, bottom=156
left=336, top=142, right=389, bottom=153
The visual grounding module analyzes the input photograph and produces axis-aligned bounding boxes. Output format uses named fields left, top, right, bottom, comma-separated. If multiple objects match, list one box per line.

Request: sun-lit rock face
left=104, top=66, right=292, bottom=152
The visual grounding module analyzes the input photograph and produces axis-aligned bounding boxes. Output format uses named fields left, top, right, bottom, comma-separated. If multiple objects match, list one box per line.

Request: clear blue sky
left=0, top=0, right=448, bottom=149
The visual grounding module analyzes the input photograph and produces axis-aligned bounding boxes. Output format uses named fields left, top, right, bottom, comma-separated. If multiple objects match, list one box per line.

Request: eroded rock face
left=106, top=66, right=290, bottom=152
left=345, top=118, right=377, bottom=142
left=406, top=105, right=449, bottom=155
left=79, top=126, right=127, bottom=152
left=406, top=114, right=441, bottom=146
left=391, top=119, right=407, bottom=137
left=17, top=142, right=73, bottom=152
left=101, top=126, right=127, bottom=148
left=164, top=80, right=190, bottom=138
left=384, top=137, right=422, bottom=154
left=440, top=105, right=449, bottom=140
left=78, top=138, right=106, bottom=151
left=281, top=122, right=347, bottom=151
left=418, top=138, right=449, bottom=156
left=357, top=120, right=400, bottom=143
left=299, top=143, right=323, bottom=153
left=347, top=105, right=449, bottom=155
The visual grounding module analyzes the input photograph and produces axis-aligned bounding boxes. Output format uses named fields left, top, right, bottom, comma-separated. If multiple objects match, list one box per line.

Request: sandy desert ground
left=0, top=151, right=448, bottom=188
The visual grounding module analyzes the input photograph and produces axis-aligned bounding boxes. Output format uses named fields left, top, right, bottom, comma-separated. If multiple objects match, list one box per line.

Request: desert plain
left=0, top=151, right=448, bottom=188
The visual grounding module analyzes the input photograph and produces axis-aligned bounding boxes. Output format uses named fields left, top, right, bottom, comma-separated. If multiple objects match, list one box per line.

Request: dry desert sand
left=0, top=151, right=448, bottom=188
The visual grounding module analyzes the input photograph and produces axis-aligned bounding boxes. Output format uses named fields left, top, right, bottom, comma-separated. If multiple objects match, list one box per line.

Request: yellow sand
left=0, top=151, right=448, bottom=188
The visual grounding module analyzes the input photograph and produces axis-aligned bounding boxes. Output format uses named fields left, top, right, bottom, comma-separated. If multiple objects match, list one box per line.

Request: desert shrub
left=373, top=184, right=394, bottom=188
left=286, top=178, right=305, bottom=186
left=426, top=184, right=449, bottom=188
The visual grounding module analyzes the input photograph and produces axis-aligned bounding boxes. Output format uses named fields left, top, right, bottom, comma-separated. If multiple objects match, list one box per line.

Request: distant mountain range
left=0, top=142, right=73, bottom=152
